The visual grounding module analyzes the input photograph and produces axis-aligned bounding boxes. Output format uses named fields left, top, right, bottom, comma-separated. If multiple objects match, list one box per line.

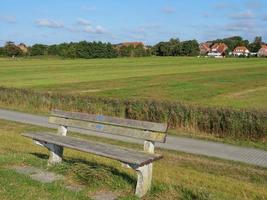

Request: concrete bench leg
left=47, top=143, right=64, bottom=166
left=135, top=163, right=153, bottom=198
left=34, top=140, right=63, bottom=166
left=133, top=140, right=155, bottom=197
left=47, top=125, right=66, bottom=165
left=33, top=126, right=67, bottom=166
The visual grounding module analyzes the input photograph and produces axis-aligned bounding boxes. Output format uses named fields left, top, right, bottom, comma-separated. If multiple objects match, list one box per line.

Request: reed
left=0, top=87, right=266, bottom=140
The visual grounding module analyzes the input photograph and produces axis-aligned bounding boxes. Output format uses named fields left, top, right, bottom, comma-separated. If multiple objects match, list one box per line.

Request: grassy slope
left=0, top=120, right=267, bottom=200
left=0, top=57, right=267, bottom=109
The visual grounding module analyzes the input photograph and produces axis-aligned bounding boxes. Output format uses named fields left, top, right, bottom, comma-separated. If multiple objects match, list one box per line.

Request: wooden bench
left=22, top=110, right=168, bottom=197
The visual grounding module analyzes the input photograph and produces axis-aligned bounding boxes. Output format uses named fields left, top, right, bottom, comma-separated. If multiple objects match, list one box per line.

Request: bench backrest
left=49, top=110, right=168, bottom=143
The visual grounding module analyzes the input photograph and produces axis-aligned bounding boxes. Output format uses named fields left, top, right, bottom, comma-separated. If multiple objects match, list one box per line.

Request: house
left=207, top=43, right=228, bottom=57
left=257, top=45, right=267, bottom=57
left=199, top=42, right=212, bottom=55
left=233, top=46, right=250, bottom=57
left=17, top=43, right=28, bottom=54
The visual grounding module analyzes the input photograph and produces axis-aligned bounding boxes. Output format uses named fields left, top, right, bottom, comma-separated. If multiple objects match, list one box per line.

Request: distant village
left=1, top=36, right=267, bottom=58
left=199, top=42, right=267, bottom=58
left=10, top=42, right=267, bottom=57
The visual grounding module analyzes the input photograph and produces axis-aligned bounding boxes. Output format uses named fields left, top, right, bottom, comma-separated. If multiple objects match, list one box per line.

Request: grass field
left=0, top=57, right=267, bottom=109
left=0, top=120, right=267, bottom=200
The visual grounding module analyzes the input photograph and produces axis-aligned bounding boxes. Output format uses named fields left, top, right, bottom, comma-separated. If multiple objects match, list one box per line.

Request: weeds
left=179, top=185, right=210, bottom=200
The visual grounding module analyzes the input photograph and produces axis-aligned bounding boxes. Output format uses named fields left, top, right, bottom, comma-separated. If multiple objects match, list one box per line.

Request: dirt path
left=227, top=86, right=267, bottom=98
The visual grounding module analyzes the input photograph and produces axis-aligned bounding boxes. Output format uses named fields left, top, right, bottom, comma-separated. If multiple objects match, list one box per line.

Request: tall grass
left=0, top=87, right=266, bottom=140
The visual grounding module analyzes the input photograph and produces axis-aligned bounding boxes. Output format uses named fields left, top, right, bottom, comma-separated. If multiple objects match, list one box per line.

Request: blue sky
left=0, top=0, right=267, bottom=46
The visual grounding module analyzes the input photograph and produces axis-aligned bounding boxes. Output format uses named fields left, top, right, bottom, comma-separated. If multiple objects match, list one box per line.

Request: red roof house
left=233, top=46, right=250, bottom=56
left=258, top=45, right=267, bottom=57
left=208, top=43, right=228, bottom=57
left=199, top=43, right=212, bottom=55
left=117, top=42, right=144, bottom=48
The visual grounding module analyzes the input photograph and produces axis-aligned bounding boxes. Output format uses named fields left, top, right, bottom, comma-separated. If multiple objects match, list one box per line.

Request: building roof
left=233, top=46, right=249, bottom=53
left=17, top=43, right=28, bottom=53
left=117, top=42, right=144, bottom=47
left=211, top=43, right=228, bottom=54
left=258, top=45, right=267, bottom=56
left=200, top=43, right=211, bottom=51
left=18, top=43, right=27, bottom=47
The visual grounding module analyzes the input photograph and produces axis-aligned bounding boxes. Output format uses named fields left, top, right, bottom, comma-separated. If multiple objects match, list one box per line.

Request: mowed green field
left=0, top=57, right=267, bottom=109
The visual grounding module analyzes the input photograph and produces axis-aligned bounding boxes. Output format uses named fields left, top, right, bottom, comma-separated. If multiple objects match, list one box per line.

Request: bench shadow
left=31, top=152, right=49, bottom=160
left=66, top=157, right=136, bottom=185
left=30, top=152, right=136, bottom=186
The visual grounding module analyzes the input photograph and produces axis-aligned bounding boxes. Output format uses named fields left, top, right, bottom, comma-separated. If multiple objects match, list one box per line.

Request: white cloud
left=84, top=25, right=106, bottom=34
left=35, top=19, right=64, bottom=28
left=229, top=10, right=254, bottom=20
left=224, top=24, right=249, bottom=32
left=84, top=26, right=94, bottom=33
left=263, top=14, right=267, bottom=21
left=77, top=18, right=91, bottom=26
left=0, top=15, right=17, bottom=23
left=162, top=7, right=176, bottom=14
left=224, top=21, right=255, bottom=32
left=95, top=25, right=106, bottom=34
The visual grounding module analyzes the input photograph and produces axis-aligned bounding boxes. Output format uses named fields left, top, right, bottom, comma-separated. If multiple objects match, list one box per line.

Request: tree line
left=152, top=39, right=200, bottom=56
left=0, top=36, right=265, bottom=58
left=0, top=41, right=151, bottom=58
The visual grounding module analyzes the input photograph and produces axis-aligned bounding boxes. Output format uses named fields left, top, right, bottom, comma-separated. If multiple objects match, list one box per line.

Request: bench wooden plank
left=51, top=110, right=168, bottom=132
left=22, top=132, right=163, bottom=167
left=49, top=116, right=167, bottom=143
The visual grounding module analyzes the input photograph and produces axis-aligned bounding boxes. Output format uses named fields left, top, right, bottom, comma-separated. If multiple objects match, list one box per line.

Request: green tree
left=47, top=45, right=58, bottom=55
left=118, top=45, right=132, bottom=57
left=105, top=43, right=118, bottom=58
left=30, top=44, right=48, bottom=56
left=223, top=36, right=243, bottom=51
left=153, top=38, right=181, bottom=56
left=180, top=40, right=199, bottom=56
left=65, top=44, right=77, bottom=58
left=153, top=41, right=171, bottom=56
left=248, top=36, right=262, bottom=52
left=117, top=44, right=149, bottom=57
left=169, top=38, right=181, bottom=56
left=0, top=47, right=5, bottom=56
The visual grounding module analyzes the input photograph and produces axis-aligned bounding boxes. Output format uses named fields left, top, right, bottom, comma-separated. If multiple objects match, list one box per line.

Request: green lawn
left=0, top=57, right=267, bottom=109
left=0, top=120, right=267, bottom=200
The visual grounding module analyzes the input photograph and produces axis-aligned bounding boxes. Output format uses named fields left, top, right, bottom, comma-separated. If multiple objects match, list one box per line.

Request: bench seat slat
left=51, top=110, right=168, bottom=132
left=49, top=116, right=167, bottom=143
left=22, top=132, right=162, bottom=167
